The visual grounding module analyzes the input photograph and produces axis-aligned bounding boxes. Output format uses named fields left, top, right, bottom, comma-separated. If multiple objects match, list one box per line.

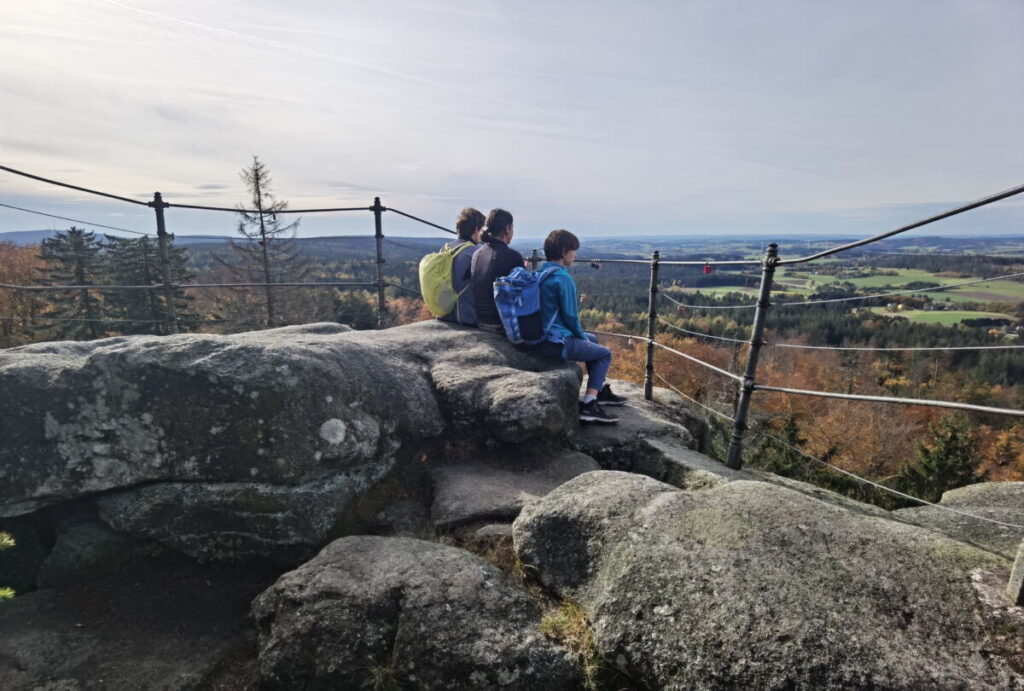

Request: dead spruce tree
left=216, top=157, right=311, bottom=328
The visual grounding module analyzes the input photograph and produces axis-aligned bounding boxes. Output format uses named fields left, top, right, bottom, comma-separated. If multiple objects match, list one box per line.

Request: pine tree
left=36, top=227, right=106, bottom=340
left=890, top=414, right=984, bottom=503
left=215, top=157, right=312, bottom=328
left=104, top=235, right=198, bottom=334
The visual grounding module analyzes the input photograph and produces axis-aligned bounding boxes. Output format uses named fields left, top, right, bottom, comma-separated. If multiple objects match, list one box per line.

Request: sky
left=1, top=0, right=1022, bottom=241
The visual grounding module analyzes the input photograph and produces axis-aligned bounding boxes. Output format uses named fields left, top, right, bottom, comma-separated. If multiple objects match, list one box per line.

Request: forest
left=1, top=224, right=1022, bottom=511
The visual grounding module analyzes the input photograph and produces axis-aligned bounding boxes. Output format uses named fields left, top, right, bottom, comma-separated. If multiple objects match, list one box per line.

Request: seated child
left=532, top=229, right=626, bottom=423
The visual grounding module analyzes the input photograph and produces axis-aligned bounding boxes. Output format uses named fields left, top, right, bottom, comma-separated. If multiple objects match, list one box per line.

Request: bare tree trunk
left=253, top=167, right=276, bottom=328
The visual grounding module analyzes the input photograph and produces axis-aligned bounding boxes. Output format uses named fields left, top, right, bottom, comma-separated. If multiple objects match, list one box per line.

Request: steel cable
left=755, top=430, right=1024, bottom=531
left=0, top=202, right=153, bottom=236
left=654, top=373, right=736, bottom=423
left=0, top=165, right=148, bottom=206
left=657, top=318, right=749, bottom=344
left=386, top=208, right=456, bottom=235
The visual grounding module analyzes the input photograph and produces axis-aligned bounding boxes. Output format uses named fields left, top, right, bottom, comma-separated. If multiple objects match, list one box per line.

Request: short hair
left=544, top=229, right=580, bottom=261
left=481, top=209, right=513, bottom=242
left=455, top=207, right=485, bottom=241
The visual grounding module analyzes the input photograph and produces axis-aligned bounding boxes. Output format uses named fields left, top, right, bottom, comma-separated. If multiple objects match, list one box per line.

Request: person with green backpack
left=419, top=208, right=484, bottom=325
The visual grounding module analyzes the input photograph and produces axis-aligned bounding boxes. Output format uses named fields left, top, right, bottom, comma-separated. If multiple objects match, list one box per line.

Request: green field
left=867, top=307, right=1014, bottom=325
left=773, top=267, right=1024, bottom=304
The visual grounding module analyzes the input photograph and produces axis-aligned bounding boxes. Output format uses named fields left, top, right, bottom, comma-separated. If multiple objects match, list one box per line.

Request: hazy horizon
left=2, top=1, right=1022, bottom=239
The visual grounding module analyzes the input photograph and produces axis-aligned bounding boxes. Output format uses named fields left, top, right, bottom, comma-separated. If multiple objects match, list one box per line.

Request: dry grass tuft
left=362, top=663, right=403, bottom=691
left=541, top=600, right=602, bottom=689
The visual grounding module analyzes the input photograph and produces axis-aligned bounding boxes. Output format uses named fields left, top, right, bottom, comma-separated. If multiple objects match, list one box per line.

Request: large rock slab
left=430, top=448, right=600, bottom=530
left=0, top=321, right=579, bottom=560
left=252, top=535, right=579, bottom=689
left=576, top=379, right=736, bottom=490
left=0, top=556, right=275, bottom=690
left=896, top=481, right=1024, bottom=558
left=514, top=471, right=1022, bottom=690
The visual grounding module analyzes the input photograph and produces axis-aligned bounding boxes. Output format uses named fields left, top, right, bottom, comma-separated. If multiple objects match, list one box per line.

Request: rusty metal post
left=726, top=243, right=778, bottom=469
left=643, top=250, right=660, bottom=400
left=150, top=192, right=178, bottom=334
left=372, top=197, right=386, bottom=327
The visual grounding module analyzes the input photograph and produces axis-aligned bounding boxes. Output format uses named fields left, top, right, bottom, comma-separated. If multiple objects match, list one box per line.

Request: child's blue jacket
left=538, top=261, right=586, bottom=342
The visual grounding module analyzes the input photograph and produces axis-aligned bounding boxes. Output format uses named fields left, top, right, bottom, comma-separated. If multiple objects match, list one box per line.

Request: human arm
left=555, top=272, right=586, bottom=340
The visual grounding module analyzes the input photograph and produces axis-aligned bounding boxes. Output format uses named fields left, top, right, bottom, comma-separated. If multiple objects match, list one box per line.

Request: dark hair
left=481, top=209, right=513, bottom=243
left=544, top=229, right=580, bottom=261
left=455, top=207, right=485, bottom=241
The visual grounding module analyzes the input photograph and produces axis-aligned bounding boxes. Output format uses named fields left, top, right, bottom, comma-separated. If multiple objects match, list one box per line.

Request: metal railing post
left=644, top=250, right=660, bottom=400
left=529, top=248, right=540, bottom=271
left=372, top=196, right=386, bottom=327
left=150, top=192, right=178, bottom=335
left=726, top=243, right=778, bottom=469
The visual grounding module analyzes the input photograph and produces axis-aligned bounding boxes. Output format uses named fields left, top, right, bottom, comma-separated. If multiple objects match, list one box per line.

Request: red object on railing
left=581, top=295, right=588, bottom=304
left=703, top=262, right=713, bottom=274
left=678, top=306, right=686, bottom=315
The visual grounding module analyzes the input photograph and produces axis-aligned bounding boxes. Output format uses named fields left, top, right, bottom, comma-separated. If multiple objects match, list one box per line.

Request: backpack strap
left=444, top=241, right=475, bottom=259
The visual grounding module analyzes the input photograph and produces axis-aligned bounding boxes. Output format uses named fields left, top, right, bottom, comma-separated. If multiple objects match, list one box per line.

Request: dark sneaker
left=579, top=399, right=619, bottom=424
left=597, top=384, right=627, bottom=406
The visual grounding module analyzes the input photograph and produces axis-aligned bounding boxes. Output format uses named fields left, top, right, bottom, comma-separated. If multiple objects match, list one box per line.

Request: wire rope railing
left=659, top=290, right=758, bottom=311
left=657, top=317, right=749, bottom=345
left=0, top=202, right=153, bottom=236
left=1, top=164, right=467, bottom=332
left=754, top=430, right=1024, bottom=534
left=4, top=164, right=1024, bottom=494
left=654, top=372, right=735, bottom=424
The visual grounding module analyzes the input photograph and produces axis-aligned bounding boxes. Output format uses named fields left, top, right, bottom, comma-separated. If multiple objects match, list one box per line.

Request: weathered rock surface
left=0, top=556, right=275, bottom=691
left=36, top=518, right=151, bottom=589
left=896, top=481, right=1024, bottom=558
left=576, top=379, right=734, bottom=490
left=0, top=518, right=48, bottom=595
left=0, top=321, right=579, bottom=560
left=514, top=471, right=1022, bottom=690
left=252, top=536, right=579, bottom=690
left=430, top=448, right=600, bottom=529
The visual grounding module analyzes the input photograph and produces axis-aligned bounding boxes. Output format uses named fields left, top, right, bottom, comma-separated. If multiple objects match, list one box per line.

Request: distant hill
left=0, top=230, right=248, bottom=247
left=0, top=229, right=58, bottom=245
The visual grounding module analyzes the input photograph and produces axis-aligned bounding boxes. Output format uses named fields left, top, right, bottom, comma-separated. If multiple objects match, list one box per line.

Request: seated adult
left=531, top=229, right=626, bottom=424
left=470, top=209, right=525, bottom=335
left=439, top=207, right=484, bottom=326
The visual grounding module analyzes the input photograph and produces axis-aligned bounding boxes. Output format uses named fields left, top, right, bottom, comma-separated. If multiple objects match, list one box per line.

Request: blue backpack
left=493, top=266, right=560, bottom=345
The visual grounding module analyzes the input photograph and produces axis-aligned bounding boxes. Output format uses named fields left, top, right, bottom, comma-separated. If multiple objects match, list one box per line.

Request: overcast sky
left=1, top=0, right=1022, bottom=240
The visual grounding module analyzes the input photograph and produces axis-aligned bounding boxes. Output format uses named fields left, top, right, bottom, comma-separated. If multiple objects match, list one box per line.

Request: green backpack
left=418, top=242, right=475, bottom=317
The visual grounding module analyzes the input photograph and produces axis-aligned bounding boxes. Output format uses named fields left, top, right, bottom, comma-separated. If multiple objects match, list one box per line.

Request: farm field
left=867, top=307, right=1015, bottom=325
left=774, top=267, right=1024, bottom=303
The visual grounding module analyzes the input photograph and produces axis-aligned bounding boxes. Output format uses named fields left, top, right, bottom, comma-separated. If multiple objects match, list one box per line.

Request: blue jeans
left=560, top=333, right=612, bottom=393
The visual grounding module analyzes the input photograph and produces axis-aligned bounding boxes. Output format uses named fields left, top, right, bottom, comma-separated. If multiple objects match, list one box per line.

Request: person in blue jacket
left=533, top=229, right=627, bottom=424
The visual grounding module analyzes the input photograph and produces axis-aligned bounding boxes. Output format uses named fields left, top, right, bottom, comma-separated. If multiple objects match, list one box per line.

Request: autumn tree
left=217, top=157, right=312, bottom=327
left=0, top=241, right=46, bottom=346
left=36, top=227, right=106, bottom=340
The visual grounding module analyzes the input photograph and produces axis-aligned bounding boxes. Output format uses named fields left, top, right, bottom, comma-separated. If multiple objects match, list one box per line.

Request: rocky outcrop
left=430, top=448, right=600, bottom=530
left=514, top=471, right=1022, bottom=690
left=896, top=481, right=1024, bottom=558
left=252, top=536, right=579, bottom=689
left=574, top=380, right=731, bottom=490
left=0, top=555, right=276, bottom=691
left=0, top=321, right=580, bottom=561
